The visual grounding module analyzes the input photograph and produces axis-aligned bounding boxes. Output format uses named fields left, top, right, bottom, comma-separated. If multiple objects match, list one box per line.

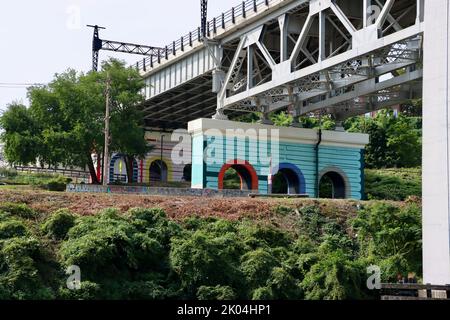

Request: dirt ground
left=0, top=188, right=390, bottom=225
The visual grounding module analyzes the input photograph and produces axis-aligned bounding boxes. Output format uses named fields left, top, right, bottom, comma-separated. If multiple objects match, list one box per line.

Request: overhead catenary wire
left=0, top=82, right=47, bottom=90
left=0, top=83, right=46, bottom=86
left=0, top=82, right=47, bottom=87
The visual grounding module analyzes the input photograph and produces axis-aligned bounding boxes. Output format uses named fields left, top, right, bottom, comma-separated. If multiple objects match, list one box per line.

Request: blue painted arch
left=110, top=154, right=139, bottom=183
left=271, top=163, right=306, bottom=195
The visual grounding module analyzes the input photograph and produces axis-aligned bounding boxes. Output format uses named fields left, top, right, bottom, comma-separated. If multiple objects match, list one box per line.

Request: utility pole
left=103, top=72, right=111, bottom=186
left=160, top=134, right=165, bottom=182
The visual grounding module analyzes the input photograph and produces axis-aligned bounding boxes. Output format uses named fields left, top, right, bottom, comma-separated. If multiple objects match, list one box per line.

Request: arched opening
left=150, top=160, right=168, bottom=182
left=183, top=164, right=192, bottom=182
left=272, top=168, right=300, bottom=194
left=112, top=157, right=127, bottom=183
left=222, top=167, right=242, bottom=190
left=319, top=171, right=346, bottom=199
left=271, top=163, right=306, bottom=195
left=110, top=155, right=138, bottom=184
left=218, top=161, right=259, bottom=191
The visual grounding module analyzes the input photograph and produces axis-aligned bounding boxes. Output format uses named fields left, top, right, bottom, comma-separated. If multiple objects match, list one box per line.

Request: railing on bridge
left=135, top=0, right=284, bottom=73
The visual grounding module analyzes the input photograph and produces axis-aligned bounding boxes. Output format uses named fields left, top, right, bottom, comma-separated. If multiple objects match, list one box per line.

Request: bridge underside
left=142, top=73, right=216, bottom=130
left=140, top=0, right=424, bottom=129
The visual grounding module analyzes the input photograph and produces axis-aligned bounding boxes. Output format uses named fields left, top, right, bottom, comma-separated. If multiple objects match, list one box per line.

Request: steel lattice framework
left=137, top=0, right=423, bottom=129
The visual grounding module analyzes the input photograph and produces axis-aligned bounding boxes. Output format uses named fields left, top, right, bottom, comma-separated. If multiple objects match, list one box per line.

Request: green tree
left=0, top=103, right=42, bottom=166
left=1, top=58, right=150, bottom=184
left=346, top=110, right=422, bottom=168
left=27, top=70, right=104, bottom=182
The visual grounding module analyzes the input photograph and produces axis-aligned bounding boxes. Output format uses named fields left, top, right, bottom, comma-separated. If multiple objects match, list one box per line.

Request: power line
left=0, top=82, right=47, bottom=86
left=0, top=86, right=31, bottom=89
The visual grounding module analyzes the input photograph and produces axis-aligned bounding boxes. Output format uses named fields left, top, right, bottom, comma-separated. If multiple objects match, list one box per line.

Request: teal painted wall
left=191, top=135, right=206, bottom=188
left=191, top=134, right=365, bottom=200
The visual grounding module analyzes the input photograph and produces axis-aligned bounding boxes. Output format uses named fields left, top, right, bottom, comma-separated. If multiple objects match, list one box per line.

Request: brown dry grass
left=0, top=188, right=406, bottom=233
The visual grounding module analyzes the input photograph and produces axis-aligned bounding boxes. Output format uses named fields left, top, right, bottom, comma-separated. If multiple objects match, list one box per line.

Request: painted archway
left=218, top=160, right=259, bottom=191
left=319, top=166, right=351, bottom=199
left=109, top=154, right=139, bottom=183
left=145, top=156, right=174, bottom=183
left=271, top=163, right=306, bottom=195
left=183, top=164, right=192, bottom=182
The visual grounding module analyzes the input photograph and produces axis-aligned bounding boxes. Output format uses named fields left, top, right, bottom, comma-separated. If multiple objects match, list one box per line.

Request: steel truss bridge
left=137, top=0, right=423, bottom=130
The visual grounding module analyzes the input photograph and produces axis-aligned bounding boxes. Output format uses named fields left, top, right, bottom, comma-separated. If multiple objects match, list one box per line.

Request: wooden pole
left=103, top=72, right=111, bottom=186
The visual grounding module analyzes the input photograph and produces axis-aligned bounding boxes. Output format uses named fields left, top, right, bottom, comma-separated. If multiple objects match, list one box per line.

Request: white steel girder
left=215, top=0, right=424, bottom=121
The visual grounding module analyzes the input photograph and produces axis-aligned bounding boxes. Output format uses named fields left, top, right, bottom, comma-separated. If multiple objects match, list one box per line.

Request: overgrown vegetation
left=0, top=202, right=422, bottom=300
left=346, top=110, right=422, bottom=169
left=0, top=168, right=70, bottom=192
left=365, top=168, right=421, bottom=201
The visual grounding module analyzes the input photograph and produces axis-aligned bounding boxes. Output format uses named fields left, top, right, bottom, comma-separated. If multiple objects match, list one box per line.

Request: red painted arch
left=218, top=160, right=259, bottom=191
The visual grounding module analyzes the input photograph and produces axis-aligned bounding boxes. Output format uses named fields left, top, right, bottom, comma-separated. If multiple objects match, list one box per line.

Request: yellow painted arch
left=144, top=156, right=174, bottom=183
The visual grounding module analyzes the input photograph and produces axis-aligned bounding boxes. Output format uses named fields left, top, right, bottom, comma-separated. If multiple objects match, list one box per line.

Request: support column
left=278, top=14, right=289, bottom=62
left=319, top=11, right=326, bottom=62
left=363, top=0, right=370, bottom=27
left=247, top=46, right=254, bottom=90
left=423, top=0, right=450, bottom=285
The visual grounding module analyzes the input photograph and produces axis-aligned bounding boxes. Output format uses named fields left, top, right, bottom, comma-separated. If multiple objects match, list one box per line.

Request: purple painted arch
left=271, top=163, right=306, bottom=195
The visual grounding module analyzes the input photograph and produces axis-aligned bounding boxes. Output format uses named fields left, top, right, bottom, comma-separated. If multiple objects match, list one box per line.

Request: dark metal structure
left=201, top=0, right=208, bottom=39
left=87, top=25, right=164, bottom=71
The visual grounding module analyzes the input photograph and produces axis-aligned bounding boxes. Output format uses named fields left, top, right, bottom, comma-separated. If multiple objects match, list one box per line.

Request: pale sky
left=0, top=0, right=234, bottom=111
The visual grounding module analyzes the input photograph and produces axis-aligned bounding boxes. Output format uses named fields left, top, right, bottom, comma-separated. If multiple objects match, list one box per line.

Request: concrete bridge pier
left=423, top=0, right=450, bottom=285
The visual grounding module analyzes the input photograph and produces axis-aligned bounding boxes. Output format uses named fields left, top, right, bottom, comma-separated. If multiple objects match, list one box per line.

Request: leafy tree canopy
left=0, top=58, right=149, bottom=183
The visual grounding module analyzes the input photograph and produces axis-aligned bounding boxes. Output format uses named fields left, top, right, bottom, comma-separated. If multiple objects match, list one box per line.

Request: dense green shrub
left=46, top=176, right=70, bottom=192
left=237, top=222, right=291, bottom=249
left=300, top=247, right=366, bottom=300
left=0, top=237, right=55, bottom=299
left=0, top=203, right=425, bottom=300
left=128, top=207, right=182, bottom=248
left=266, top=267, right=302, bottom=299
left=352, top=202, right=422, bottom=281
left=240, top=249, right=279, bottom=289
left=58, top=281, right=101, bottom=300
left=0, top=203, right=37, bottom=219
left=0, top=171, right=67, bottom=188
left=0, top=220, right=29, bottom=239
left=41, top=209, right=76, bottom=240
left=59, top=208, right=177, bottom=299
left=170, top=230, right=244, bottom=297
left=197, top=285, right=236, bottom=300
left=365, top=168, right=421, bottom=201
left=0, top=168, right=18, bottom=178
left=61, top=209, right=166, bottom=278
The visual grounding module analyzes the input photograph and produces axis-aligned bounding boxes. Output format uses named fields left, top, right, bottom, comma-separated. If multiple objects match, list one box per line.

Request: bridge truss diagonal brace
left=329, top=2, right=357, bottom=36
left=217, top=36, right=247, bottom=110
left=376, top=0, right=396, bottom=29
left=216, top=27, right=277, bottom=114
left=290, top=14, right=314, bottom=68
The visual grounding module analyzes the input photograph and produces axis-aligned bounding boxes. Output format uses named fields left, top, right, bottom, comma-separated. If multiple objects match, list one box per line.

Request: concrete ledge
left=188, top=118, right=370, bottom=148
left=66, top=184, right=252, bottom=198
left=249, top=193, right=309, bottom=198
